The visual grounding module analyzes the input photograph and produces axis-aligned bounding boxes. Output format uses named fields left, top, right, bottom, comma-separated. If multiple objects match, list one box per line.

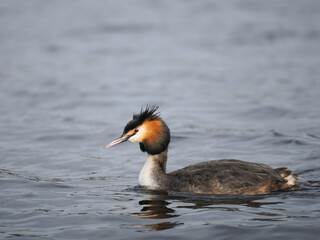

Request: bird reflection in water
left=131, top=192, right=183, bottom=231
left=128, top=188, right=285, bottom=232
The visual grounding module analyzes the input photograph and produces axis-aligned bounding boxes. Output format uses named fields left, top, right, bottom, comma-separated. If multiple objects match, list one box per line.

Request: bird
left=105, top=106, right=298, bottom=195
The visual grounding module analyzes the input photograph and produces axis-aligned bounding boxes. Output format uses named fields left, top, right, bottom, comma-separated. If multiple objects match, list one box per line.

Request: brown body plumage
left=105, top=106, right=298, bottom=195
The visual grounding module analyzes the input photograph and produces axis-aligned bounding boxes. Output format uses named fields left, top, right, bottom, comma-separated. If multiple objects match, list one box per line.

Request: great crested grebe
left=105, top=106, right=298, bottom=195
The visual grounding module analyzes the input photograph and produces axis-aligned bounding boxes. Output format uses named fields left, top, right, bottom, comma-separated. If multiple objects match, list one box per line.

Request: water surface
left=1, top=0, right=320, bottom=239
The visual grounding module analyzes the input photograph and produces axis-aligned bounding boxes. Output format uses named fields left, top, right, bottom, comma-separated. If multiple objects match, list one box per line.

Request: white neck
left=138, top=155, right=158, bottom=188
left=138, top=151, right=167, bottom=189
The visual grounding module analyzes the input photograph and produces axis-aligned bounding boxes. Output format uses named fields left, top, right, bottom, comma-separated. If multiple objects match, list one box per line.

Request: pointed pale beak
left=104, top=134, right=131, bottom=149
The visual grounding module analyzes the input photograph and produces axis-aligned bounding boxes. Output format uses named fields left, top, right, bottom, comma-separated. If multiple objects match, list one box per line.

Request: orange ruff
left=142, top=120, right=163, bottom=144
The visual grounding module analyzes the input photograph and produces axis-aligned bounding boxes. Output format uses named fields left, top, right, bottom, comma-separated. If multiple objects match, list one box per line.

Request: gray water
left=1, top=0, right=320, bottom=239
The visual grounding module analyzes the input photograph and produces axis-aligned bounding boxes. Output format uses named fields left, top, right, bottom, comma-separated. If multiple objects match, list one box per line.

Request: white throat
left=138, top=155, right=159, bottom=189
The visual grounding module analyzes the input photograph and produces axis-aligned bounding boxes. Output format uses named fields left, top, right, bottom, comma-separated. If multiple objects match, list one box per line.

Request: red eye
left=134, top=129, right=139, bottom=133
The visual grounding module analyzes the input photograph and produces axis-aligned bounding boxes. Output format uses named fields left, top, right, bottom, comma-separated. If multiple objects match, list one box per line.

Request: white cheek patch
left=128, top=125, right=147, bottom=143
left=128, top=134, right=140, bottom=142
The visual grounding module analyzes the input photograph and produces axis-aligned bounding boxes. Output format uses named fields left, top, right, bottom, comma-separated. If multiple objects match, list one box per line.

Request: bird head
left=105, top=106, right=170, bottom=155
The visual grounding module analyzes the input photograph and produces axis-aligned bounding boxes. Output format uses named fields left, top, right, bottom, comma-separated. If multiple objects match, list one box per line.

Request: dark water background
left=1, top=0, right=320, bottom=239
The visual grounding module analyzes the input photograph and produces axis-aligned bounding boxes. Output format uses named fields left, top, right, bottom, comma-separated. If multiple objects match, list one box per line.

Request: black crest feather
left=123, top=105, right=160, bottom=134
left=133, top=105, right=160, bottom=122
